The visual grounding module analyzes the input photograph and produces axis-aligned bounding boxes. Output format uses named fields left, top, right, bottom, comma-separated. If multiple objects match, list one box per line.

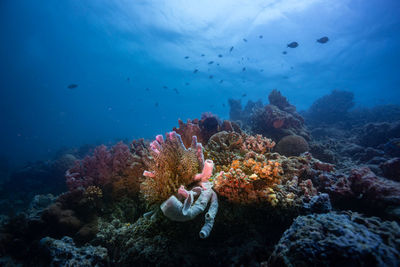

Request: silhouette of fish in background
left=287, top=42, right=299, bottom=48
left=282, top=51, right=287, bottom=55
left=229, top=46, right=234, bottom=52
left=67, top=84, right=78, bottom=89
left=317, top=36, right=329, bottom=43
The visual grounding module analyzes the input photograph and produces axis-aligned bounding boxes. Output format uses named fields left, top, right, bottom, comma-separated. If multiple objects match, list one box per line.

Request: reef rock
left=268, top=211, right=400, bottom=266
left=39, top=236, right=108, bottom=266
left=380, top=157, right=400, bottom=181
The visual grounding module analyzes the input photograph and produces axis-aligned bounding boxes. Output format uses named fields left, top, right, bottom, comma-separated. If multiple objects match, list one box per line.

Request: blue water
left=1, top=0, right=400, bottom=164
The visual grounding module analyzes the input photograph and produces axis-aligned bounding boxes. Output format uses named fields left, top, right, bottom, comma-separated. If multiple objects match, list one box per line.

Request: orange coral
left=213, top=155, right=283, bottom=205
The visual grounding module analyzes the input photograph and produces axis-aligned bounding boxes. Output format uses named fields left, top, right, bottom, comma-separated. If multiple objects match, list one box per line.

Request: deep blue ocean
left=1, top=0, right=399, bottom=165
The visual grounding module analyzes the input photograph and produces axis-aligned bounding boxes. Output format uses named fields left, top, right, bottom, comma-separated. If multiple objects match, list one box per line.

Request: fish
left=242, top=93, right=247, bottom=97
left=218, top=54, right=223, bottom=58
left=163, top=85, right=168, bottom=89
left=184, top=56, right=189, bottom=59
left=208, top=61, right=214, bottom=64
left=193, top=69, right=198, bottom=73
left=260, top=69, right=264, bottom=72
left=242, top=67, right=246, bottom=72
left=126, top=78, right=130, bottom=82
left=185, top=82, right=190, bottom=86
left=173, top=88, right=179, bottom=94
left=145, top=88, right=149, bottom=91
left=243, top=38, right=247, bottom=42
left=229, top=46, right=234, bottom=52
left=222, top=103, right=226, bottom=107
left=317, top=36, right=329, bottom=43
left=287, top=42, right=299, bottom=48
left=219, top=80, right=223, bottom=83
left=201, top=54, right=205, bottom=57
left=209, top=75, right=214, bottom=79
left=67, top=84, right=78, bottom=89
left=259, top=35, right=263, bottom=39
left=155, top=102, right=159, bottom=107
left=282, top=51, right=287, bottom=55
left=217, top=63, right=220, bottom=66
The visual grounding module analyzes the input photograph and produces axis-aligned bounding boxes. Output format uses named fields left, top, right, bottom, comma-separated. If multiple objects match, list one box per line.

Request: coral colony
left=1, top=90, right=400, bottom=266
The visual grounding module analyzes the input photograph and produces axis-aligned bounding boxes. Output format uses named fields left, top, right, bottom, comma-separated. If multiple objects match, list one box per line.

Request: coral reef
left=275, top=135, right=309, bottom=156
left=305, top=89, right=355, bottom=125
left=268, top=211, right=400, bottom=266
left=228, top=89, right=310, bottom=142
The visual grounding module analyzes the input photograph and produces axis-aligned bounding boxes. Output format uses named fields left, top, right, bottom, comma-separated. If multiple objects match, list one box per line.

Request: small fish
left=201, top=54, right=205, bottom=57
left=222, top=103, right=226, bottom=107
left=229, top=46, right=234, bottom=52
left=217, top=63, right=220, bottom=66
left=260, top=69, right=264, bottom=72
left=193, top=69, right=198, bottom=73
left=184, top=56, right=189, bottom=59
left=317, top=36, right=329, bottom=43
left=218, top=54, right=223, bottom=58
left=243, top=38, right=247, bottom=42
left=283, top=76, right=289, bottom=79
left=242, top=67, right=246, bottom=72
left=287, top=42, right=299, bottom=48
left=242, top=93, right=247, bottom=97
left=145, top=88, right=149, bottom=91
left=282, top=51, right=287, bottom=55
left=67, top=84, right=78, bottom=89
left=259, top=35, right=263, bottom=39
left=155, top=102, right=159, bottom=107
left=219, top=80, right=223, bottom=83
left=208, top=61, right=214, bottom=64
left=163, top=85, right=168, bottom=89
left=209, top=75, right=214, bottom=79
left=185, top=82, right=190, bottom=86
left=173, top=88, right=179, bottom=94
left=126, top=78, right=130, bottom=82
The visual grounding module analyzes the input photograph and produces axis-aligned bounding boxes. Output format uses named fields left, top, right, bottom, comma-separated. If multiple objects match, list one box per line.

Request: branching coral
left=141, top=131, right=204, bottom=205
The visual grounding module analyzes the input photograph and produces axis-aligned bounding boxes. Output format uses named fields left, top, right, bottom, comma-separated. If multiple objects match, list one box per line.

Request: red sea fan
left=66, top=142, right=134, bottom=191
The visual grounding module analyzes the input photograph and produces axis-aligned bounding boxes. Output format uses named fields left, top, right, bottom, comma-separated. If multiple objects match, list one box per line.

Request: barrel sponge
left=275, top=135, right=309, bottom=156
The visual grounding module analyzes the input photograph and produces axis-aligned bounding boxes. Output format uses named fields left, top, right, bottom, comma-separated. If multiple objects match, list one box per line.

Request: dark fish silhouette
left=260, top=69, right=264, bottom=72
left=259, top=35, right=263, bottom=39
left=67, top=84, right=78, bottom=89
left=209, top=75, right=214, bottom=79
left=229, top=46, right=234, bottom=52
left=201, top=54, right=205, bottom=57
left=208, top=61, right=214, bottom=64
left=145, top=88, right=149, bottom=91
left=184, top=56, right=189, bottom=59
left=242, top=67, right=246, bottom=72
left=127, top=78, right=130, bottom=82
left=242, top=93, right=247, bottom=97
left=217, top=63, right=220, bottom=66
left=243, top=38, right=247, bottom=42
left=193, top=69, right=198, bottom=73
left=163, top=85, right=168, bottom=89
left=173, top=88, right=179, bottom=94
left=155, top=102, right=159, bottom=107
left=185, top=82, right=190, bottom=86
left=287, top=42, right=299, bottom=48
left=282, top=51, right=287, bottom=55
left=219, top=80, right=223, bottom=83
left=317, top=36, right=329, bottom=43
left=218, top=54, right=223, bottom=58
